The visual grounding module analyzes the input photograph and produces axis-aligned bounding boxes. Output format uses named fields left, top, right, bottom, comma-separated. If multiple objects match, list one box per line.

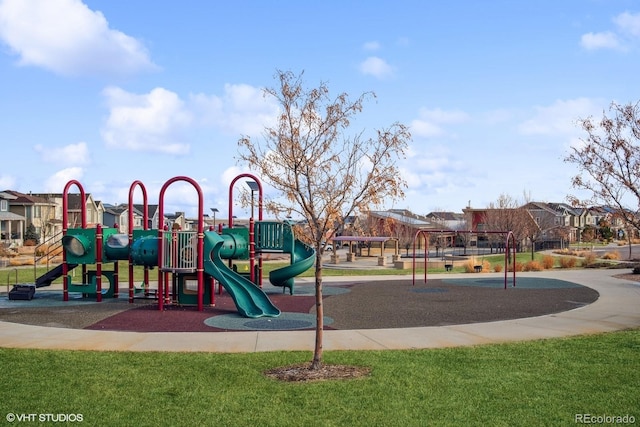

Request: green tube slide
left=202, top=231, right=280, bottom=318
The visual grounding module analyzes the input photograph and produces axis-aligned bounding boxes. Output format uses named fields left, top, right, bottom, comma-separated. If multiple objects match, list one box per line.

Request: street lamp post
left=210, top=208, right=218, bottom=228
left=246, top=181, right=259, bottom=219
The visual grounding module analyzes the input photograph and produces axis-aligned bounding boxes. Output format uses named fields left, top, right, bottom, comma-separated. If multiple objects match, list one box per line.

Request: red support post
left=113, top=260, right=119, bottom=299
left=249, top=217, right=255, bottom=284
left=96, top=224, right=103, bottom=302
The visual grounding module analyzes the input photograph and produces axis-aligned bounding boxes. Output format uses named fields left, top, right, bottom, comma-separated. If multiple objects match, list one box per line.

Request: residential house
left=463, top=206, right=539, bottom=251
left=425, top=211, right=466, bottom=230
left=31, top=192, right=103, bottom=229
left=132, top=204, right=159, bottom=230
left=164, top=212, right=186, bottom=231
left=4, top=190, right=59, bottom=244
left=368, top=210, right=439, bottom=250
left=546, top=203, right=586, bottom=243
left=103, top=204, right=146, bottom=232
left=0, top=191, right=24, bottom=247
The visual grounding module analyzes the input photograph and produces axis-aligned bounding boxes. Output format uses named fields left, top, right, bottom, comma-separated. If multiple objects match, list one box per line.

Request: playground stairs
left=7, top=233, right=77, bottom=300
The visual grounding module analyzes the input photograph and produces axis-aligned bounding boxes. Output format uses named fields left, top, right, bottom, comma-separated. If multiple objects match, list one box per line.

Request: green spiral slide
left=269, top=239, right=315, bottom=294
left=202, top=231, right=280, bottom=318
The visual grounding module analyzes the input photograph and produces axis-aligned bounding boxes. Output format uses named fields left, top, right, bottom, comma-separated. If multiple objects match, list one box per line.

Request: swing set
left=411, top=229, right=517, bottom=289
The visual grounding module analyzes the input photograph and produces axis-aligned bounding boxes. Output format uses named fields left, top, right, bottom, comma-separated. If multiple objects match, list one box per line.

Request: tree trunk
left=531, top=242, right=535, bottom=261
left=311, top=254, right=324, bottom=370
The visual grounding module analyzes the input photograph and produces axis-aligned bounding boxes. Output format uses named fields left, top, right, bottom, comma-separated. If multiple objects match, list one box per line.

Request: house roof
left=369, top=210, right=434, bottom=228
left=0, top=191, right=18, bottom=200
left=0, top=211, right=25, bottom=220
left=133, top=204, right=158, bottom=218
left=523, top=202, right=560, bottom=215
left=426, top=211, right=464, bottom=221
left=3, top=190, right=56, bottom=205
left=333, top=236, right=395, bottom=242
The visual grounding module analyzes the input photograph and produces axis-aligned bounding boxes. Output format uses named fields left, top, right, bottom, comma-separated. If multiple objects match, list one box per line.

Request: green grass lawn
left=1, top=255, right=639, bottom=425
left=1, top=330, right=638, bottom=426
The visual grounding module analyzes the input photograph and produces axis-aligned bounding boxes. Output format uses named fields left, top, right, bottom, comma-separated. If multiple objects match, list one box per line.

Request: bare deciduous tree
left=484, top=194, right=537, bottom=254
left=237, top=70, right=410, bottom=369
left=565, top=100, right=640, bottom=258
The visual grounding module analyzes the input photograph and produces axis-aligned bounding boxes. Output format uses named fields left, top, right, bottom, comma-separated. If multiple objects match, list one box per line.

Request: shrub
left=9, top=257, right=34, bottom=266
left=493, top=263, right=503, bottom=273
left=463, top=260, right=491, bottom=273
left=462, top=260, right=474, bottom=273
left=508, top=261, right=525, bottom=272
left=542, top=255, right=555, bottom=269
left=602, top=251, right=620, bottom=260
left=17, top=246, right=35, bottom=255
left=559, top=257, right=577, bottom=269
left=35, top=244, right=48, bottom=256
left=524, top=260, right=543, bottom=271
left=463, top=260, right=478, bottom=273
left=581, top=252, right=597, bottom=267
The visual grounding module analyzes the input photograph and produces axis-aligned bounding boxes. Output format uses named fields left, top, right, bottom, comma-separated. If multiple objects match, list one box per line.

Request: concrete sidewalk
left=0, top=269, right=639, bottom=353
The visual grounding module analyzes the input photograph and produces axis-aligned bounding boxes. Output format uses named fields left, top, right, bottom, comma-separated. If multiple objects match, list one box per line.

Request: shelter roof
left=333, top=236, right=396, bottom=242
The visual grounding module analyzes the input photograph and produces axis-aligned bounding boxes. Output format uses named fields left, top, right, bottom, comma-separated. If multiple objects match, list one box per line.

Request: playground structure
left=7, top=174, right=315, bottom=318
left=411, top=229, right=517, bottom=288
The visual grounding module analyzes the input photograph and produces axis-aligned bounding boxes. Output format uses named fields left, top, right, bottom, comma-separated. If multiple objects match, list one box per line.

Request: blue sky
left=1, top=0, right=639, bottom=219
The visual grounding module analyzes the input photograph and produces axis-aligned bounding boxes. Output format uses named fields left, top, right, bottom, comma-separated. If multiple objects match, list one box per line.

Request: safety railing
left=5, top=268, right=18, bottom=294
left=160, top=230, right=197, bottom=272
left=33, top=231, right=64, bottom=282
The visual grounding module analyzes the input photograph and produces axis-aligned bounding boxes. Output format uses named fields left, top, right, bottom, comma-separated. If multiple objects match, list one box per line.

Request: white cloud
left=0, top=0, right=157, bottom=76
left=359, top=56, right=394, bottom=79
left=518, top=98, right=601, bottom=136
left=409, top=119, right=445, bottom=138
left=0, top=174, right=16, bottom=189
left=410, top=107, right=470, bottom=138
left=614, top=11, right=640, bottom=37
left=400, top=144, right=471, bottom=207
left=45, top=167, right=84, bottom=192
left=479, top=109, right=514, bottom=125
left=417, top=108, right=470, bottom=124
left=190, top=83, right=279, bottom=136
left=581, top=31, right=622, bottom=50
left=363, top=41, right=380, bottom=51
left=580, top=11, right=640, bottom=51
left=34, top=142, right=90, bottom=165
left=101, top=86, right=192, bottom=155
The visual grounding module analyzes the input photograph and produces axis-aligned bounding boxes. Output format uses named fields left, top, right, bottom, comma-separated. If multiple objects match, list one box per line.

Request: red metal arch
left=228, top=172, right=263, bottom=225
left=62, top=180, right=86, bottom=302
left=128, top=180, right=149, bottom=303
left=228, top=173, right=263, bottom=285
left=157, top=176, right=205, bottom=310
